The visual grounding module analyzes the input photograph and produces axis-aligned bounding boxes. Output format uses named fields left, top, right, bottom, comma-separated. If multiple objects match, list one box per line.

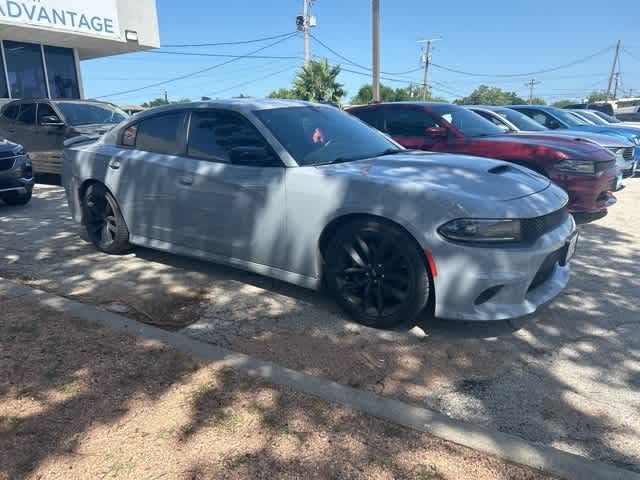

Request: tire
left=82, top=183, right=131, bottom=254
left=1, top=190, right=32, bottom=206
left=325, top=218, right=430, bottom=329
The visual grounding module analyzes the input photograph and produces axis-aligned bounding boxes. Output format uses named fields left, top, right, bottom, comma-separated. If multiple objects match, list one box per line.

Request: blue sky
left=82, top=0, right=640, bottom=105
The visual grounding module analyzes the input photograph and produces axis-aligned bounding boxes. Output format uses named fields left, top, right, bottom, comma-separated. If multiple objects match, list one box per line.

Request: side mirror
left=229, top=146, right=279, bottom=167
left=40, top=115, right=64, bottom=127
left=425, top=126, right=448, bottom=138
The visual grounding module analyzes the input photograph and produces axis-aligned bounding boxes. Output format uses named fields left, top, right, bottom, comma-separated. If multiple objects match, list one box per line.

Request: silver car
left=62, top=100, right=577, bottom=327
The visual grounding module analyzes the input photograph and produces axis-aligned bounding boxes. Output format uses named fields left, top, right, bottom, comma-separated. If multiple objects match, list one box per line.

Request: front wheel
left=82, top=184, right=131, bottom=254
left=325, top=219, right=430, bottom=328
left=1, top=190, right=32, bottom=206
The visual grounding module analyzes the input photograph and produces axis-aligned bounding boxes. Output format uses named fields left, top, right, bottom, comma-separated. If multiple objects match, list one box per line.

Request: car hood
left=470, top=133, right=607, bottom=157
left=318, top=152, right=551, bottom=202
left=0, top=138, right=22, bottom=153
left=571, top=125, right=640, bottom=141
left=513, top=130, right=632, bottom=148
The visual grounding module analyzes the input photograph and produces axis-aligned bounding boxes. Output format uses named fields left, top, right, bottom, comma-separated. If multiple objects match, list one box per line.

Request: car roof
left=1, top=98, right=116, bottom=108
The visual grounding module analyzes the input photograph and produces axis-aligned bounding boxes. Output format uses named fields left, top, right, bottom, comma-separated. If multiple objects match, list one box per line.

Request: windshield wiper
left=372, top=148, right=404, bottom=157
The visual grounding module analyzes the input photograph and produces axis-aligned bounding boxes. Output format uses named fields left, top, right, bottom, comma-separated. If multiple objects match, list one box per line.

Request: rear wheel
left=82, top=184, right=131, bottom=254
left=1, top=190, right=32, bottom=206
left=325, top=218, right=430, bottom=328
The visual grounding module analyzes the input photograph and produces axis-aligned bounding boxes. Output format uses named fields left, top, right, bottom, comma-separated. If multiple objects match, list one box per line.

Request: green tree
left=350, top=83, right=445, bottom=105
left=267, top=88, right=299, bottom=100
left=292, top=59, right=345, bottom=104
left=528, top=97, right=547, bottom=106
left=142, top=97, right=191, bottom=108
left=552, top=99, right=576, bottom=108
left=455, top=85, right=526, bottom=106
left=587, top=91, right=609, bottom=103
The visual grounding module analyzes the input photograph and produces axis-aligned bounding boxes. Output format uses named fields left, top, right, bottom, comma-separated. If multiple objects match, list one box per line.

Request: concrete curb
left=3, top=278, right=639, bottom=480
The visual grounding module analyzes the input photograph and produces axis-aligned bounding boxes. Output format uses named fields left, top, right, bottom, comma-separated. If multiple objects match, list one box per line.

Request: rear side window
left=3, top=104, right=19, bottom=121
left=187, top=109, right=275, bottom=163
left=133, top=112, right=185, bottom=155
left=16, top=103, right=36, bottom=125
left=351, top=108, right=382, bottom=130
left=383, top=108, right=437, bottom=136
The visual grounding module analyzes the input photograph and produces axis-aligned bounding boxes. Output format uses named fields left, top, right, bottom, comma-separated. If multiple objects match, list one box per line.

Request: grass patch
left=0, top=416, right=23, bottom=427
left=417, top=464, right=445, bottom=480
left=56, top=381, right=80, bottom=395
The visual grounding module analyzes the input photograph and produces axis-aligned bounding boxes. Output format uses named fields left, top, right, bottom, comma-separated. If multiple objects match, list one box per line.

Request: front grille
left=0, top=157, right=16, bottom=171
left=528, top=247, right=564, bottom=292
left=521, top=208, right=569, bottom=244
left=607, top=147, right=635, bottom=162
left=595, top=159, right=616, bottom=173
left=0, top=151, right=16, bottom=159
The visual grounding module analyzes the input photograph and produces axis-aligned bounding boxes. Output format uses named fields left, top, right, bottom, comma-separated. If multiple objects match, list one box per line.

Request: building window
left=44, top=46, right=79, bottom=99
left=3, top=41, right=47, bottom=99
left=0, top=49, right=7, bottom=98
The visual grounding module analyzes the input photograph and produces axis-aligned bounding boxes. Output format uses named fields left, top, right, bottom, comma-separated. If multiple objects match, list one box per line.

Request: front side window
left=3, top=41, right=47, bottom=99
left=44, top=46, right=79, bottom=99
left=2, top=104, right=19, bottom=120
left=495, top=108, right=547, bottom=131
left=56, top=102, right=128, bottom=126
left=16, top=103, right=36, bottom=125
left=187, top=109, right=277, bottom=164
left=134, top=112, right=185, bottom=155
left=552, top=108, right=587, bottom=127
left=37, top=103, right=58, bottom=124
left=254, top=106, right=399, bottom=166
left=428, top=104, right=504, bottom=137
left=384, top=108, right=438, bottom=136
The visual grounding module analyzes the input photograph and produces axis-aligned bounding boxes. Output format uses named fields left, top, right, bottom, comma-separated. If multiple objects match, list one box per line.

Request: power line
left=95, top=33, right=298, bottom=99
left=207, top=65, right=298, bottom=97
left=431, top=46, right=614, bottom=78
left=160, top=32, right=297, bottom=48
left=145, top=50, right=301, bottom=60
left=309, top=33, right=422, bottom=76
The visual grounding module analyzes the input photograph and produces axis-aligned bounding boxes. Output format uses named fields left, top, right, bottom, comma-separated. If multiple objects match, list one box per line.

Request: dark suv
left=0, top=139, right=33, bottom=206
left=0, top=100, right=128, bottom=175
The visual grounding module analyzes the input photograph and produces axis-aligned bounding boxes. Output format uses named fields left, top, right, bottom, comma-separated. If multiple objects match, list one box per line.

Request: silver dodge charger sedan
left=62, top=100, right=577, bottom=328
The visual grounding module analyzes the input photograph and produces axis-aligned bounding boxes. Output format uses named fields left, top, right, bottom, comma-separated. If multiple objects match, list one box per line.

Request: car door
left=106, top=110, right=189, bottom=246
left=178, top=108, right=286, bottom=266
left=0, top=103, right=19, bottom=141
left=35, top=102, right=66, bottom=155
left=381, top=106, right=442, bottom=150
left=13, top=103, right=37, bottom=149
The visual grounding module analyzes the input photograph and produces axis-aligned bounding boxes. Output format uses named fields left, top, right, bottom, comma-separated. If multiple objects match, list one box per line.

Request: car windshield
left=253, top=106, right=400, bottom=166
left=428, top=104, right=504, bottom=137
left=56, top=102, right=129, bottom=126
left=592, top=110, right=621, bottom=123
left=552, top=108, right=589, bottom=127
left=494, top=107, right=548, bottom=131
left=578, top=111, right=608, bottom=125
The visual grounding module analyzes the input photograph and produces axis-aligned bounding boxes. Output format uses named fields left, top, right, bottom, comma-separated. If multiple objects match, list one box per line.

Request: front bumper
left=431, top=214, right=575, bottom=321
left=0, top=157, right=34, bottom=194
left=551, top=167, right=618, bottom=213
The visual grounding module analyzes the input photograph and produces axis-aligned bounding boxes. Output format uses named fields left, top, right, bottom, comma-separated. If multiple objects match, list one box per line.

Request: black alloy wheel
left=326, top=219, right=430, bottom=328
left=83, top=184, right=131, bottom=254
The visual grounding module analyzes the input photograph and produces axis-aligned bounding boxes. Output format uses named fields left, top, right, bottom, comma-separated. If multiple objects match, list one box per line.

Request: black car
left=0, top=139, right=33, bottom=206
left=0, top=100, right=128, bottom=175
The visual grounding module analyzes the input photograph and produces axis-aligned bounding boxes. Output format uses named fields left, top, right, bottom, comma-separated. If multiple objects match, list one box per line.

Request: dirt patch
left=0, top=295, right=554, bottom=480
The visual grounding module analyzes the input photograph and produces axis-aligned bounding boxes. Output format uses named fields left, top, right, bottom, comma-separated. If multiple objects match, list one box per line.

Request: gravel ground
left=0, top=294, right=554, bottom=480
left=1, top=180, right=639, bottom=471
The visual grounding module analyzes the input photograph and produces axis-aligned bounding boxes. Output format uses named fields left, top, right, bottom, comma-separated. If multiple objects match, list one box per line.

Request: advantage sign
left=0, top=0, right=120, bottom=39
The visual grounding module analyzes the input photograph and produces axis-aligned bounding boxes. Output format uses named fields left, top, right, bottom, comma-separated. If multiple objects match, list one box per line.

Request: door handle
left=179, top=175, right=194, bottom=186
left=108, top=159, right=121, bottom=170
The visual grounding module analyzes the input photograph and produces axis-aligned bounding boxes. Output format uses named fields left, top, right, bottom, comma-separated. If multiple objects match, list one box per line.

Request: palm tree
left=293, top=59, right=345, bottom=104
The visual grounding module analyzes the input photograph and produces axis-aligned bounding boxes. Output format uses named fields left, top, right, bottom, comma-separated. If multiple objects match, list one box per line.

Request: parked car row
left=4, top=97, right=635, bottom=330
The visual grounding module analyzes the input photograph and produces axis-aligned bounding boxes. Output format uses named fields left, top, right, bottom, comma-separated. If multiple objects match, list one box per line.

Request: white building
left=0, top=0, right=160, bottom=101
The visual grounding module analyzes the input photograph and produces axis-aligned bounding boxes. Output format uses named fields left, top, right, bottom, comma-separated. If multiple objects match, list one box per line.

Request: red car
left=347, top=102, right=618, bottom=213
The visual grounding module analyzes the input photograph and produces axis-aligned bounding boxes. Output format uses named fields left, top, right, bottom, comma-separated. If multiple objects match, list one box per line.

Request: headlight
left=555, top=159, right=596, bottom=174
left=634, top=137, right=640, bottom=146
left=12, top=146, right=26, bottom=156
left=438, top=219, right=522, bottom=243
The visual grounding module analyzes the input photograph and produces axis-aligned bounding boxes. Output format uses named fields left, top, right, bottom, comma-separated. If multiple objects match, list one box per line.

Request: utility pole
left=372, top=0, right=380, bottom=102
left=418, top=37, right=441, bottom=101
left=613, top=72, right=621, bottom=99
left=297, top=0, right=316, bottom=67
left=525, top=78, right=541, bottom=104
left=164, top=90, right=168, bottom=103
left=606, top=40, right=621, bottom=100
